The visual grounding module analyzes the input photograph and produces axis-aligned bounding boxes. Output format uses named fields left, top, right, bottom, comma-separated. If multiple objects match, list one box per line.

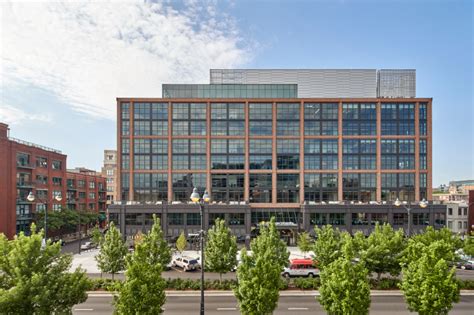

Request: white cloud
left=1, top=0, right=251, bottom=119
left=0, top=104, right=52, bottom=125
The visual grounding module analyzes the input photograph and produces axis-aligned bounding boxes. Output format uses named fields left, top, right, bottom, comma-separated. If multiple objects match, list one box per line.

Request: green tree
left=313, top=225, right=345, bottom=269
left=297, top=231, right=313, bottom=258
left=463, top=232, right=474, bottom=257
left=176, top=231, right=187, bottom=254
left=0, top=225, right=91, bottom=314
left=95, top=222, right=128, bottom=280
left=400, top=241, right=460, bottom=315
left=90, top=226, right=103, bottom=247
left=318, top=256, right=371, bottom=315
left=402, top=227, right=461, bottom=265
left=205, top=218, right=238, bottom=282
left=361, top=223, right=405, bottom=280
left=234, top=217, right=289, bottom=315
left=114, top=217, right=167, bottom=314
left=140, top=215, right=171, bottom=267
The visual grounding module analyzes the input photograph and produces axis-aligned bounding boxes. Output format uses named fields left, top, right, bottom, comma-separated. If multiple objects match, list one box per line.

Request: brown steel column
left=244, top=101, right=249, bottom=202
left=299, top=100, right=305, bottom=203
left=427, top=99, right=433, bottom=199
left=168, top=102, right=173, bottom=201
left=116, top=100, right=121, bottom=201
left=414, top=102, right=420, bottom=201
left=337, top=101, right=343, bottom=201
left=272, top=102, right=277, bottom=204
left=206, top=101, right=212, bottom=194
left=129, top=102, right=134, bottom=201
left=376, top=101, right=382, bottom=201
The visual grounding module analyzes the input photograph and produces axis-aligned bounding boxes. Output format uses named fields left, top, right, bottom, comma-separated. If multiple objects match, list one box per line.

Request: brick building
left=101, top=150, right=118, bottom=205
left=66, top=167, right=107, bottom=215
left=0, top=123, right=107, bottom=239
left=0, top=123, right=67, bottom=238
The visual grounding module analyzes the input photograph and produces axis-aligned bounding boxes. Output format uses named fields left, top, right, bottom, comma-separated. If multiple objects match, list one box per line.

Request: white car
left=80, top=241, right=94, bottom=251
left=172, top=256, right=200, bottom=271
left=281, top=259, right=320, bottom=278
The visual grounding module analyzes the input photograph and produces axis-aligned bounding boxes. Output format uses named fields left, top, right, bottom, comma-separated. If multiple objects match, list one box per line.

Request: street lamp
left=27, top=191, right=62, bottom=243
left=190, top=187, right=210, bottom=315
left=394, top=198, right=428, bottom=237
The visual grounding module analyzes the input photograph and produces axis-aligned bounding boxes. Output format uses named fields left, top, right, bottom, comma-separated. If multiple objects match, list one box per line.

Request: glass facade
left=162, top=84, right=298, bottom=98
left=120, top=100, right=429, bottom=204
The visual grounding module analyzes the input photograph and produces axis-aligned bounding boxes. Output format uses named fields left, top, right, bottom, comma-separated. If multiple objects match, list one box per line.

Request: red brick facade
left=66, top=168, right=107, bottom=213
left=0, top=123, right=67, bottom=239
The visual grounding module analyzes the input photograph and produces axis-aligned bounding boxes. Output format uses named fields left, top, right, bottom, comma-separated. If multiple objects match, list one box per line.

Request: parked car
left=80, top=241, right=95, bottom=251
left=460, top=260, right=474, bottom=270
left=172, top=256, right=200, bottom=271
left=281, top=259, right=319, bottom=278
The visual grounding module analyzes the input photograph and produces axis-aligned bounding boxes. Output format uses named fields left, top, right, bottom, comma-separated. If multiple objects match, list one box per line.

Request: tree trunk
left=377, top=272, right=381, bottom=282
left=112, top=273, right=115, bottom=281
left=220, top=273, right=222, bottom=284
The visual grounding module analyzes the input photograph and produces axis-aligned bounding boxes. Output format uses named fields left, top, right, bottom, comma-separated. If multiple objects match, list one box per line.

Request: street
left=62, top=237, right=91, bottom=255
left=73, top=293, right=474, bottom=314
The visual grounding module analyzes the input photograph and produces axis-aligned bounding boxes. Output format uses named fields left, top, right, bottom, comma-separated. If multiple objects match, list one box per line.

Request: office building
left=110, top=69, right=445, bottom=244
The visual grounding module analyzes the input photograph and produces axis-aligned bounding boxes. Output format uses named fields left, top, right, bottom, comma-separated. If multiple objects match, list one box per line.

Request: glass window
left=151, top=120, right=168, bottom=135
left=249, top=121, right=272, bottom=136
left=277, top=103, right=300, bottom=119
left=249, top=174, right=272, bottom=203
left=249, top=103, right=272, bottom=119
left=277, top=121, right=299, bottom=136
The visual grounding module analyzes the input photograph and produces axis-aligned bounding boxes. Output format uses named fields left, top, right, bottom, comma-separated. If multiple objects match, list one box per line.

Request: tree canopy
left=234, top=217, right=289, bottom=315
left=95, top=222, right=128, bottom=280
left=205, top=218, right=238, bottom=281
left=0, top=225, right=91, bottom=314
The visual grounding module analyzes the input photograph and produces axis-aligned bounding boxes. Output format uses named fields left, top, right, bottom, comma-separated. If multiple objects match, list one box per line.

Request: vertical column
left=129, top=102, right=134, bottom=201
left=299, top=101, right=305, bottom=203
left=167, top=102, right=173, bottom=201
left=414, top=102, right=420, bottom=201
left=244, top=101, right=249, bottom=202
left=427, top=99, right=433, bottom=199
left=376, top=101, right=382, bottom=201
left=116, top=101, right=121, bottom=202
left=337, top=101, right=343, bottom=201
left=272, top=102, right=277, bottom=204
left=206, top=101, right=212, bottom=194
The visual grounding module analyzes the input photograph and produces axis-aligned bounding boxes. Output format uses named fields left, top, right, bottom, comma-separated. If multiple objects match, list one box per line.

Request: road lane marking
left=217, top=307, right=237, bottom=311
left=74, top=309, right=94, bottom=311
left=288, top=307, right=309, bottom=310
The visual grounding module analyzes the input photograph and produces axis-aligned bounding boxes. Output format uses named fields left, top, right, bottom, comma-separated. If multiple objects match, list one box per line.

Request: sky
left=0, top=0, right=472, bottom=187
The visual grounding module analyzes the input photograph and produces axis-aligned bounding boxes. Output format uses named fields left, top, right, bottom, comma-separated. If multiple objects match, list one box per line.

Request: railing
left=17, top=181, right=33, bottom=187
left=10, top=137, right=62, bottom=154
left=16, top=162, right=35, bottom=169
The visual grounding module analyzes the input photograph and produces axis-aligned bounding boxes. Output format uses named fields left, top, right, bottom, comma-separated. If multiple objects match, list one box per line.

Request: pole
left=44, top=205, right=48, bottom=242
left=200, top=202, right=205, bottom=315
left=407, top=206, right=411, bottom=238
left=78, top=210, right=82, bottom=254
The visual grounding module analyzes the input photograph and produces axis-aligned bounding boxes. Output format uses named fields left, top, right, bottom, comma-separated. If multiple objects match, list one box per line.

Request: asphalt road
left=73, top=294, right=474, bottom=315
left=62, top=237, right=91, bottom=254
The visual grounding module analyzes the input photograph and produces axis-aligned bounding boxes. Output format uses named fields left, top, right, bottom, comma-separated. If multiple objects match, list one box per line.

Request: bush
left=293, top=278, right=320, bottom=290
left=90, top=278, right=122, bottom=291
left=459, top=280, right=474, bottom=290
left=369, top=278, right=400, bottom=290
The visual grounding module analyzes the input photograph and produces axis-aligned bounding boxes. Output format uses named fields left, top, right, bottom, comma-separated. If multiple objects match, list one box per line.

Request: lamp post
left=190, top=187, right=210, bottom=315
left=394, top=198, right=428, bottom=237
left=27, top=191, right=63, bottom=243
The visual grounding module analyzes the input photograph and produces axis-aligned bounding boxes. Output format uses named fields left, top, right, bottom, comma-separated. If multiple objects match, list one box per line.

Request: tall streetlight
left=190, top=187, right=210, bottom=315
left=27, top=191, right=62, bottom=243
left=394, top=198, right=428, bottom=237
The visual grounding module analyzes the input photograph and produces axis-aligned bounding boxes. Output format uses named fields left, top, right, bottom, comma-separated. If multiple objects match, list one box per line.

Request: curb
left=87, top=290, right=474, bottom=298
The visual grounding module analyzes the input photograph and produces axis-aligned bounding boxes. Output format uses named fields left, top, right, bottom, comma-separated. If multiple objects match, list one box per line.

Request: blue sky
left=1, top=0, right=472, bottom=186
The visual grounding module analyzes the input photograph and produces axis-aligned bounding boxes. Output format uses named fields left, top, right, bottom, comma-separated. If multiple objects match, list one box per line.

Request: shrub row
left=90, top=277, right=474, bottom=291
